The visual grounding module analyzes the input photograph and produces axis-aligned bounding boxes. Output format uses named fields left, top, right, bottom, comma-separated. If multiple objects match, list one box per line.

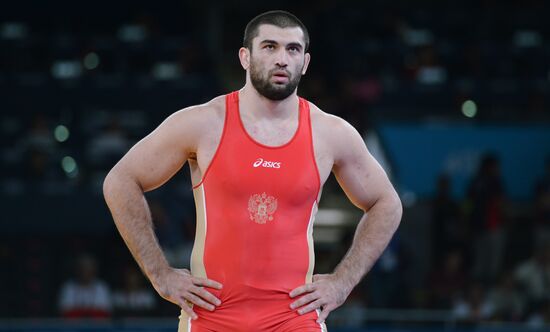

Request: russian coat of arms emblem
left=247, top=192, right=278, bottom=224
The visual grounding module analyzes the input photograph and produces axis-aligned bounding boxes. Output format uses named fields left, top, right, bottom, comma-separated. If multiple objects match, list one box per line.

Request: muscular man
left=103, top=10, right=402, bottom=331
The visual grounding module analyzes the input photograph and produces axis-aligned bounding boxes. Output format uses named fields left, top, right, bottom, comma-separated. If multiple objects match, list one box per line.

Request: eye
left=288, top=46, right=299, bottom=52
left=264, top=44, right=275, bottom=50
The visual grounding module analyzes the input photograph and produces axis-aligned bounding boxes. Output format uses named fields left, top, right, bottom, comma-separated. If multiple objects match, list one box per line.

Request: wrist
left=332, top=269, right=358, bottom=295
left=148, top=263, right=172, bottom=286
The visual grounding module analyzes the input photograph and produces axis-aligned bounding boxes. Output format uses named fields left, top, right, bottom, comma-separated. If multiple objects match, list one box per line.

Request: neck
left=239, top=82, right=298, bottom=120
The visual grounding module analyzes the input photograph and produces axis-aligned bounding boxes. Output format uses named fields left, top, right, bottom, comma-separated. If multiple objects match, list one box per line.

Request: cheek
left=251, top=58, right=266, bottom=74
left=294, top=60, right=305, bottom=75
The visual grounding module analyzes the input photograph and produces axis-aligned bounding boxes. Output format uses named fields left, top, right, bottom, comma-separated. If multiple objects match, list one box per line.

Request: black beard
left=250, top=65, right=302, bottom=101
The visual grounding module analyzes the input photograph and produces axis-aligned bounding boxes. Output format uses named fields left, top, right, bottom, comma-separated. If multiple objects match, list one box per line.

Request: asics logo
left=253, top=158, right=282, bottom=169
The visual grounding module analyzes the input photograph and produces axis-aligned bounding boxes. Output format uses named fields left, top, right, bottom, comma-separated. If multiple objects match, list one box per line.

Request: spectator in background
left=87, top=117, right=131, bottom=193
left=113, top=266, right=156, bottom=317
left=452, top=281, right=494, bottom=323
left=24, top=148, right=51, bottom=184
left=21, top=114, right=62, bottom=191
left=467, top=153, right=507, bottom=282
left=514, top=244, right=550, bottom=309
left=366, top=237, right=408, bottom=308
left=533, top=159, right=550, bottom=247
left=87, top=117, right=130, bottom=168
left=431, top=174, right=462, bottom=267
left=23, top=114, right=56, bottom=155
left=485, top=271, right=525, bottom=321
left=527, top=300, right=550, bottom=328
left=58, top=254, right=112, bottom=318
left=148, top=199, right=191, bottom=269
left=429, top=249, right=467, bottom=309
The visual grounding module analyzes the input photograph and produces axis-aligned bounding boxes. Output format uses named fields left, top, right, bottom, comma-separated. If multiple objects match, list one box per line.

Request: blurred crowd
left=2, top=0, right=550, bottom=197
left=331, top=155, right=550, bottom=327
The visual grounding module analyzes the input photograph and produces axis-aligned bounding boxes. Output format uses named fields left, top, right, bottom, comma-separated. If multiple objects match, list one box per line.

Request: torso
left=181, top=91, right=335, bottom=330
left=188, top=93, right=334, bottom=200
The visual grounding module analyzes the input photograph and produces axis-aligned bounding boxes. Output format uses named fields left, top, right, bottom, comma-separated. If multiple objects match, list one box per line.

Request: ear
left=301, top=52, right=311, bottom=75
left=239, top=47, right=251, bottom=70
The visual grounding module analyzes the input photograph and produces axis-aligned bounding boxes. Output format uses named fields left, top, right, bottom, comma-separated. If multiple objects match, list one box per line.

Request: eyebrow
left=259, top=39, right=303, bottom=50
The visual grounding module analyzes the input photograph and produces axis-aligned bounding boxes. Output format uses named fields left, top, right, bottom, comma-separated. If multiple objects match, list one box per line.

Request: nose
left=275, top=48, right=288, bottom=67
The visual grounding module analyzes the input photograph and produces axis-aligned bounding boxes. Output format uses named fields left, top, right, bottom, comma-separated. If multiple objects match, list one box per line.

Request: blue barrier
left=377, top=123, right=550, bottom=199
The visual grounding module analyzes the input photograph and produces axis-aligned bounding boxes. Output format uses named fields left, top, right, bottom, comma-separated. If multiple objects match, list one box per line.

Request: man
left=103, top=10, right=402, bottom=331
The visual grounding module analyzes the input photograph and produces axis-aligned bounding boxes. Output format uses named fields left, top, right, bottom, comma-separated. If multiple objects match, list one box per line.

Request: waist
left=190, top=283, right=319, bottom=331
left=194, top=283, right=298, bottom=318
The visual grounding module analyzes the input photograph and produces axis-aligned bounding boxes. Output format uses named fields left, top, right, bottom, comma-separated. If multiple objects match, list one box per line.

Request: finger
left=185, top=293, right=216, bottom=311
left=192, top=286, right=222, bottom=306
left=192, top=277, right=223, bottom=290
left=179, top=300, right=198, bottom=320
left=297, top=299, right=324, bottom=315
left=316, top=304, right=332, bottom=323
left=290, top=293, right=318, bottom=309
left=289, top=283, right=315, bottom=298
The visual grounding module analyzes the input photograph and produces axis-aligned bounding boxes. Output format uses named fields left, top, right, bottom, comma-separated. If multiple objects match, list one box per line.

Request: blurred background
left=1, top=0, right=549, bottom=331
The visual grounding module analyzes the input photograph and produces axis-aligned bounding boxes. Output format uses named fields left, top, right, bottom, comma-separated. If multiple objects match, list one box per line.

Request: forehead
left=254, top=24, right=305, bottom=46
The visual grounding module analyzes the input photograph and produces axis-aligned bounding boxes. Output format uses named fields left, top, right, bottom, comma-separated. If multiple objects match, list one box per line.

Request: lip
left=272, top=71, right=289, bottom=78
left=272, top=75, right=289, bottom=83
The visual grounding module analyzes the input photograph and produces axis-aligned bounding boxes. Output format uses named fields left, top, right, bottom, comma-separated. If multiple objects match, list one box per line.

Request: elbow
left=393, top=190, right=403, bottom=228
left=393, top=193, right=403, bottom=224
left=385, top=189, right=403, bottom=229
left=102, top=167, right=142, bottom=202
left=102, top=169, right=117, bottom=202
left=102, top=167, right=127, bottom=202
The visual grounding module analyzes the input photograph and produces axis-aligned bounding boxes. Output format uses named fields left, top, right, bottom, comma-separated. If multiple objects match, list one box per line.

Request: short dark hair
left=243, top=10, right=310, bottom=52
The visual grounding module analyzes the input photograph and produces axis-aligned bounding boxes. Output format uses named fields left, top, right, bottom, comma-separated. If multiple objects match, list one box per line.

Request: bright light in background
left=1, top=22, right=28, bottom=40
left=462, top=100, right=477, bottom=118
left=54, top=125, right=69, bottom=142
left=152, top=62, right=181, bottom=80
left=51, top=61, right=82, bottom=79
left=61, top=156, right=78, bottom=178
left=117, top=24, right=148, bottom=42
left=83, top=52, right=100, bottom=70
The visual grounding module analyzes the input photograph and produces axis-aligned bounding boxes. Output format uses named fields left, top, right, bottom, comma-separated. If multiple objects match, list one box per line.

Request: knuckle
left=162, top=289, right=175, bottom=301
left=187, top=294, right=198, bottom=303
left=198, top=289, right=208, bottom=297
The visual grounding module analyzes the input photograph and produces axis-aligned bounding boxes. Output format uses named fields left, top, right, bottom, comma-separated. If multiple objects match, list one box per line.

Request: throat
left=246, top=120, right=298, bottom=147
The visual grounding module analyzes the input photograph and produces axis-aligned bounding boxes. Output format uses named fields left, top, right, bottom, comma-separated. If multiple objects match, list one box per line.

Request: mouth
left=271, top=71, right=290, bottom=84
left=272, top=70, right=289, bottom=78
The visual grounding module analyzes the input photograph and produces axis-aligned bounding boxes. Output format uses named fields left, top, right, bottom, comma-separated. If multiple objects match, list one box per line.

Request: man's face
left=248, top=24, right=309, bottom=101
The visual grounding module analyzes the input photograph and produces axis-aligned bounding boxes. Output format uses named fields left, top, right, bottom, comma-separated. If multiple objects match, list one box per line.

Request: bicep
left=332, top=124, right=396, bottom=212
left=111, top=111, right=196, bottom=192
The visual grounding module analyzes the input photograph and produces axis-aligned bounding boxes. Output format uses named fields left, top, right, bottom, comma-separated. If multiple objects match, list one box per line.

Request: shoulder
left=168, top=94, right=226, bottom=126
left=306, top=100, right=364, bottom=153
left=307, top=101, right=359, bottom=136
left=132, top=94, right=226, bottom=155
left=154, top=94, right=226, bottom=145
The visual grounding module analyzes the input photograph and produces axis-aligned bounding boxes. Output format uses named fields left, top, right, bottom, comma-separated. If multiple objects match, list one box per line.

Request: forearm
left=103, top=168, right=170, bottom=284
left=333, top=195, right=402, bottom=291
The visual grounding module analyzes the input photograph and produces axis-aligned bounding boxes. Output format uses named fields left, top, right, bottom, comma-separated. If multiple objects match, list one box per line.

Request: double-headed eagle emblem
left=248, top=192, right=278, bottom=224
